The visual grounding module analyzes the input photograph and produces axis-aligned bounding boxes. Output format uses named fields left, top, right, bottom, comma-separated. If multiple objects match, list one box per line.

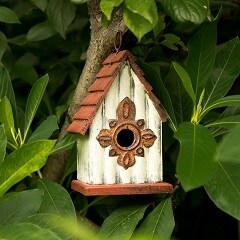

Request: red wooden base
left=71, top=180, right=173, bottom=196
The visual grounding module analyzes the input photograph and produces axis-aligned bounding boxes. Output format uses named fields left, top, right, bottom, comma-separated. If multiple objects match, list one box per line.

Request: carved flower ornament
left=96, top=97, right=157, bottom=169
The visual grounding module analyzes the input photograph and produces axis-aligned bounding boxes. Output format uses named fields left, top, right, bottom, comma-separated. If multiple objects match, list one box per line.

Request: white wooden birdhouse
left=67, top=50, right=173, bottom=195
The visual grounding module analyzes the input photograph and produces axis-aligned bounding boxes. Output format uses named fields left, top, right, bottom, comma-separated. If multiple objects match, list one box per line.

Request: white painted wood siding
left=77, top=62, right=163, bottom=184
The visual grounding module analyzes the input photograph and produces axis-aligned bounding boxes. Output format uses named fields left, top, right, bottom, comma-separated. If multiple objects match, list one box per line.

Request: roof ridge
left=67, top=50, right=168, bottom=135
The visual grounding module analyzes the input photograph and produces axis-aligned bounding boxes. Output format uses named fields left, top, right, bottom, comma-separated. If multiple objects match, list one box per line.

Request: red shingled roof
left=67, top=50, right=168, bottom=135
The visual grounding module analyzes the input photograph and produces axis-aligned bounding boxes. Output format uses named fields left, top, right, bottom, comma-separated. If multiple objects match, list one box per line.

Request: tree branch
left=43, top=0, right=126, bottom=182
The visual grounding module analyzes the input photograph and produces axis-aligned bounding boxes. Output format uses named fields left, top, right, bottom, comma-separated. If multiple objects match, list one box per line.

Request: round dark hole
left=117, top=129, right=134, bottom=148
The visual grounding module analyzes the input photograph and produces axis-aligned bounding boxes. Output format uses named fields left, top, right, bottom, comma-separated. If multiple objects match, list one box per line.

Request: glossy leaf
left=50, top=133, right=77, bottom=155
left=0, top=140, right=55, bottom=197
left=136, top=197, right=174, bottom=240
left=0, top=7, right=20, bottom=24
left=25, top=213, right=97, bottom=240
left=206, top=115, right=240, bottom=129
left=98, top=204, right=148, bottom=240
left=160, top=0, right=209, bottom=24
left=187, top=21, right=217, bottom=102
left=0, top=64, right=16, bottom=116
left=0, top=223, right=61, bottom=240
left=24, top=74, right=49, bottom=141
left=27, top=21, right=57, bottom=41
left=201, top=96, right=240, bottom=118
left=0, top=189, right=43, bottom=226
left=28, top=115, right=58, bottom=143
left=161, top=34, right=186, bottom=51
left=46, top=0, right=76, bottom=38
left=100, top=0, right=123, bottom=20
left=38, top=179, right=76, bottom=219
left=205, top=161, right=240, bottom=220
left=137, top=60, right=177, bottom=131
left=175, top=122, right=217, bottom=191
left=61, top=144, right=77, bottom=184
left=123, top=0, right=158, bottom=41
left=11, top=64, right=38, bottom=86
left=70, top=0, right=88, bottom=4
left=215, top=124, right=240, bottom=163
left=31, top=0, right=48, bottom=11
left=203, top=37, right=240, bottom=110
left=23, top=213, right=74, bottom=240
left=153, top=13, right=165, bottom=38
left=0, top=125, right=7, bottom=165
left=0, top=97, right=15, bottom=143
left=173, top=62, right=195, bottom=103
left=0, top=32, right=7, bottom=61
left=164, top=65, right=193, bottom=126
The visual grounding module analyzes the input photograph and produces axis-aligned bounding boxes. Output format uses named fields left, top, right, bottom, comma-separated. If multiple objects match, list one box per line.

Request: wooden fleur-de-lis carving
left=96, top=97, right=157, bottom=170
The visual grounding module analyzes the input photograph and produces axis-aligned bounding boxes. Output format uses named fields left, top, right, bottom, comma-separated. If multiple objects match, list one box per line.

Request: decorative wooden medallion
left=97, top=97, right=157, bottom=169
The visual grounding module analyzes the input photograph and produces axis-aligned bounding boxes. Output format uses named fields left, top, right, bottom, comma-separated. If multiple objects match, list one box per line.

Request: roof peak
left=67, top=50, right=168, bottom=135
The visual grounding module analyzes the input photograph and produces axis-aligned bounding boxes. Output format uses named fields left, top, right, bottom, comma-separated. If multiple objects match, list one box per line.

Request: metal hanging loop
left=114, top=31, right=123, bottom=53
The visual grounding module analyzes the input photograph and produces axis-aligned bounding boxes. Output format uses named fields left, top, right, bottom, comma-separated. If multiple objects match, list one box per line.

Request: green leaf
left=136, top=197, right=174, bottom=240
left=205, top=161, right=240, bottom=220
left=215, top=124, right=240, bottom=163
left=0, top=64, right=17, bottom=117
left=0, top=189, right=43, bottom=226
left=0, top=7, right=20, bottom=24
left=0, top=223, right=61, bottom=240
left=38, top=179, right=76, bottom=219
left=187, top=21, right=217, bottom=102
left=206, top=115, right=240, bottom=129
left=173, top=62, right=195, bottom=103
left=50, top=133, right=77, bottom=155
left=28, top=115, right=58, bottom=143
left=123, top=0, right=158, bottom=41
left=203, top=37, right=240, bottom=110
left=61, top=144, right=77, bottom=184
left=0, top=32, right=7, bottom=61
left=0, top=125, right=7, bottom=165
left=160, top=0, right=209, bottom=24
left=161, top=34, right=186, bottom=51
left=46, top=0, right=76, bottom=39
left=69, top=0, right=88, bottom=4
left=201, top=96, right=240, bottom=118
left=153, top=13, right=165, bottom=38
left=24, top=74, right=49, bottom=141
left=0, top=140, right=55, bottom=197
left=137, top=59, right=177, bottom=131
left=31, top=0, right=48, bottom=11
left=98, top=204, right=148, bottom=240
left=25, top=214, right=97, bottom=240
left=23, top=213, right=75, bottom=240
left=163, top=65, right=193, bottom=127
left=11, top=64, right=39, bottom=86
left=174, top=122, right=217, bottom=191
left=27, top=21, right=57, bottom=41
left=100, top=0, right=123, bottom=20
left=0, top=97, right=15, bottom=144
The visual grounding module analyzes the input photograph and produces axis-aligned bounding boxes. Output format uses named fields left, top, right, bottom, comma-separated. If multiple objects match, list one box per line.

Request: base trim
left=71, top=180, right=173, bottom=196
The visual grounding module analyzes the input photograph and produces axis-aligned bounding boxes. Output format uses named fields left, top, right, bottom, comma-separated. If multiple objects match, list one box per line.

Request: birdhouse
left=67, top=50, right=173, bottom=196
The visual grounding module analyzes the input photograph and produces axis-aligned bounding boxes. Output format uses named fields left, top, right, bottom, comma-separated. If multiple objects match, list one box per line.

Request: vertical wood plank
left=145, top=95, right=163, bottom=182
left=130, top=68, right=146, bottom=183
left=77, top=135, right=90, bottom=183
left=102, top=76, right=119, bottom=184
left=116, top=64, right=131, bottom=183
left=88, top=105, right=104, bottom=184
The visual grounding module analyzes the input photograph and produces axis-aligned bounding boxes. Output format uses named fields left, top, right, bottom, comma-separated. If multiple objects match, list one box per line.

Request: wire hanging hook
left=114, top=31, right=123, bottom=53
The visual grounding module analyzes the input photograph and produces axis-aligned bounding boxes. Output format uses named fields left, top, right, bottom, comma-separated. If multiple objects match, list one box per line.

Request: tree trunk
left=43, top=0, right=126, bottom=182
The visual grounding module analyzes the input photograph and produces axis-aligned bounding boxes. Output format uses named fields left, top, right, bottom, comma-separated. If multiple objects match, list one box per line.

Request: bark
left=43, top=0, right=126, bottom=182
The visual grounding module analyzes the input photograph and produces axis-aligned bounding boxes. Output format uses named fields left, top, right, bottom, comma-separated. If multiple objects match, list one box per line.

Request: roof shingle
left=67, top=50, right=168, bottom=135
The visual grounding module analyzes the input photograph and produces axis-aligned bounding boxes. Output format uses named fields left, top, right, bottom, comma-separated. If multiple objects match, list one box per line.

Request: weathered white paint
left=77, top=62, right=163, bottom=184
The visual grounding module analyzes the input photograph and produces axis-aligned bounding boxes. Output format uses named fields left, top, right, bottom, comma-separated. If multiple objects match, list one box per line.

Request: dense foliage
left=0, top=0, right=240, bottom=239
